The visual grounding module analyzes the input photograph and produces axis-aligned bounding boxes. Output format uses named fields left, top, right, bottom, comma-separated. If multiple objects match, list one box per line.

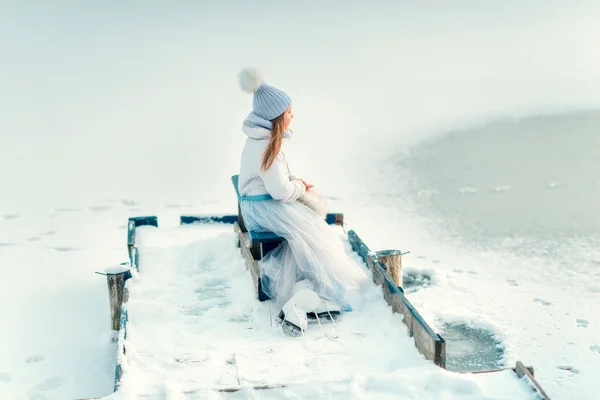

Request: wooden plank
left=347, top=229, right=446, bottom=368
left=128, top=245, right=139, bottom=272
left=127, top=216, right=158, bottom=247
left=231, top=175, right=241, bottom=197
left=235, top=223, right=264, bottom=300
left=127, top=219, right=136, bottom=246
left=325, top=213, right=344, bottom=226
left=128, top=216, right=158, bottom=228
left=515, top=361, right=551, bottom=399
left=180, top=215, right=238, bottom=225
left=237, top=202, right=247, bottom=232
left=470, top=365, right=534, bottom=376
left=249, top=230, right=284, bottom=243
left=114, top=282, right=129, bottom=391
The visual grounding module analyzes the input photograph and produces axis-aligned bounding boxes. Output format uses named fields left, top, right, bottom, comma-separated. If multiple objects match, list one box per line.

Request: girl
left=236, top=68, right=368, bottom=336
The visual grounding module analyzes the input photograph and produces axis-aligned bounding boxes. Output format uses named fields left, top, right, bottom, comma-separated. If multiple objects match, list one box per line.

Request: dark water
left=442, top=323, right=505, bottom=372
left=390, top=111, right=600, bottom=268
left=400, top=111, right=600, bottom=239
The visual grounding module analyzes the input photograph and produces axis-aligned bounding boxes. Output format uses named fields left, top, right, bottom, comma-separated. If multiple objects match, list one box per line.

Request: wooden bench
left=231, top=174, right=344, bottom=301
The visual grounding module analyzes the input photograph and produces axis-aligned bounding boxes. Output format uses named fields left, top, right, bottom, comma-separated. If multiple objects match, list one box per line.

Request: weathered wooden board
left=114, top=281, right=129, bottom=391
left=347, top=229, right=446, bottom=368
left=235, top=222, right=270, bottom=301
left=515, top=361, right=551, bottom=399
left=180, top=215, right=238, bottom=225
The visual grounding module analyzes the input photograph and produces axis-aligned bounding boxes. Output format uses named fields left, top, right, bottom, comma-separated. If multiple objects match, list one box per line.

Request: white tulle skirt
left=240, top=198, right=368, bottom=311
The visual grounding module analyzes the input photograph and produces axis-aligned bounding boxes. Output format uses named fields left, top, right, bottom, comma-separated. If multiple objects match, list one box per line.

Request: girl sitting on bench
left=236, top=68, right=368, bottom=336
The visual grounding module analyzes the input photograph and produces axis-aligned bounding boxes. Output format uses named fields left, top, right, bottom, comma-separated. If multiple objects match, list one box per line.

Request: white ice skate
left=291, top=279, right=343, bottom=322
left=278, top=288, right=321, bottom=337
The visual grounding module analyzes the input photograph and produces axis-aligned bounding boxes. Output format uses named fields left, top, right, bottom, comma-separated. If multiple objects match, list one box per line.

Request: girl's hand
left=301, top=179, right=314, bottom=191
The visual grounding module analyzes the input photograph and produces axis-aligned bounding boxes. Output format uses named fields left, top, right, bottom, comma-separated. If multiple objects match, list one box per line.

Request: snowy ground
left=1, top=1, right=599, bottom=399
left=104, top=223, right=538, bottom=399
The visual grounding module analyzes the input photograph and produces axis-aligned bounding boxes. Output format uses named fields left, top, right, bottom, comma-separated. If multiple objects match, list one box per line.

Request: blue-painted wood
left=114, top=282, right=129, bottom=391
left=257, top=276, right=271, bottom=302
left=232, top=174, right=342, bottom=274
left=325, top=213, right=344, bottom=225
left=180, top=215, right=238, bottom=225
left=132, top=247, right=139, bottom=272
left=348, top=230, right=373, bottom=261
left=231, top=174, right=241, bottom=197
left=129, top=216, right=158, bottom=228
left=127, top=216, right=157, bottom=246
left=114, top=216, right=157, bottom=392
left=347, top=229, right=445, bottom=367
left=127, top=220, right=136, bottom=246
left=249, top=230, right=284, bottom=243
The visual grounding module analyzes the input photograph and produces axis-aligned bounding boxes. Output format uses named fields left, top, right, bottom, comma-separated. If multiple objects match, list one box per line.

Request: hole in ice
left=26, top=354, right=44, bottom=364
left=402, top=271, right=432, bottom=294
left=50, top=247, right=82, bottom=252
left=533, top=298, right=552, bottom=306
left=576, top=319, right=589, bottom=328
left=441, top=322, right=505, bottom=372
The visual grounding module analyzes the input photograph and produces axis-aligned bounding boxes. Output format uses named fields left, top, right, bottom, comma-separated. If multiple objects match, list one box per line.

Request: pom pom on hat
left=238, top=68, right=263, bottom=93
left=238, top=67, right=292, bottom=120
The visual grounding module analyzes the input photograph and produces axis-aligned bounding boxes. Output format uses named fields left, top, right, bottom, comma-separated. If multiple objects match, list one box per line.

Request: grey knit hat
left=238, top=68, right=292, bottom=121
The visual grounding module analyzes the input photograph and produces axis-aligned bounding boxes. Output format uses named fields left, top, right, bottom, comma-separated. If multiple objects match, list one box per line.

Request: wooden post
left=377, top=250, right=403, bottom=289
left=106, top=265, right=131, bottom=331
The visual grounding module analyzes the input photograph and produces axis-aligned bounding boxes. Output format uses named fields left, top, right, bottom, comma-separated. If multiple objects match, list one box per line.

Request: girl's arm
left=259, top=154, right=306, bottom=202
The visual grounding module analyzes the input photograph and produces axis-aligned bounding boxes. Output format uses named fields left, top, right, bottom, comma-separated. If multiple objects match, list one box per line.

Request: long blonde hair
left=261, top=113, right=285, bottom=171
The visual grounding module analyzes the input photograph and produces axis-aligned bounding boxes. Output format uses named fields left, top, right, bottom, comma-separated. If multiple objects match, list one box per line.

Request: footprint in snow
left=50, top=247, right=82, bottom=252
left=26, top=354, right=44, bottom=364
left=53, top=207, right=82, bottom=213
left=121, top=199, right=141, bottom=206
left=467, top=271, right=478, bottom=276
left=1, top=214, right=19, bottom=220
left=557, top=365, right=580, bottom=374
left=506, top=279, right=519, bottom=287
left=590, top=345, right=600, bottom=354
left=0, top=242, right=18, bottom=247
left=89, top=206, right=112, bottom=212
left=0, top=372, right=11, bottom=383
left=29, top=375, right=66, bottom=392
left=27, top=237, right=42, bottom=242
left=453, top=269, right=464, bottom=274
left=576, top=319, right=589, bottom=328
left=533, top=298, right=552, bottom=306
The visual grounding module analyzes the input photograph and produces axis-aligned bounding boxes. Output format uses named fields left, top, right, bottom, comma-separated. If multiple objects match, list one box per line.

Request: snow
left=1, top=0, right=599, bottom=399
left=105, top=265, right=132, bottom=275
left=104, top=224, right=536, bottom=399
